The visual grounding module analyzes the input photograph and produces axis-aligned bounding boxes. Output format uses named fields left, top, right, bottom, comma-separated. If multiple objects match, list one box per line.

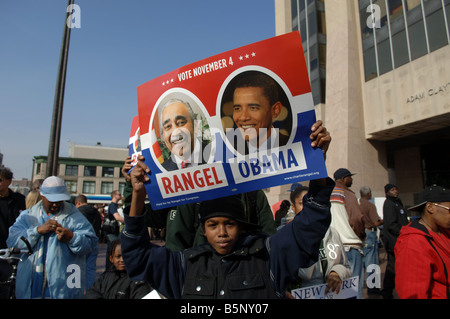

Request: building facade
left=33, top=142, right=128, bottom=203
left=272, top=0, right=450, bottom=210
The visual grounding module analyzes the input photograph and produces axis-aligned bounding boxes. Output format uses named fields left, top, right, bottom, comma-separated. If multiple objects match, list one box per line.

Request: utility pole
left=46, top=0, right=74, bottom=177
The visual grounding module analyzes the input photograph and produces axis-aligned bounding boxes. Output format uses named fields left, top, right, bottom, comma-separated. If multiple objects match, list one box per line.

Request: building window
left=101, top=182, right=113, bottom=194
left=359, top=0, right=450, bottom=81
left=291, top=0, right=327, bottom=105
left=65, top=180, right=77, bottom=194
left=425, top=3, right=448, bottom=52
left=391, top=27, right=410, bottom=67
left=363, top=46, right=378, bottom=80
left=83, top=181, right=95, bottom=194
left=84, top=166, right=96, bottom=177
left=447, top=3, right=450, bottom=36
left=102, top=167, right=114, bottom=178
left=405, top=0, right=421, bottom=11
left=377, top=38, right=394, bottom=75
left=119, top=182, right=126, bottom=195
left=65, top=165, right=78, bottom=176
left=407, top=6, right=428, bottom=60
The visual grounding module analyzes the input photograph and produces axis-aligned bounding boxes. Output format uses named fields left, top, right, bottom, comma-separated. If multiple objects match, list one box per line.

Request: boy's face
left=110, top=244, right=125, bottom=271
left=202, top=217, right=242, bottom=255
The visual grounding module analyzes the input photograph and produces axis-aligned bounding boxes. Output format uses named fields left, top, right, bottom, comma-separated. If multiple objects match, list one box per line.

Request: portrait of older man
left=158, top=98, right=211, bottom=171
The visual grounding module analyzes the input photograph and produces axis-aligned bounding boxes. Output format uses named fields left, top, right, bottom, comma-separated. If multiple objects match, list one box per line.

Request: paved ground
left=96, top=241, right=397, bottom=299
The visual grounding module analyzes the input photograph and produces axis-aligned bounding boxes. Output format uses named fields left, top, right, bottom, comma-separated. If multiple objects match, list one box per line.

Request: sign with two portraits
left=132, top=31, right=327, bottom=209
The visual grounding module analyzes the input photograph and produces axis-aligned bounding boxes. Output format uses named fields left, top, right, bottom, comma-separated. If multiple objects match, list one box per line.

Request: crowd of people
left=0, top=119, right=449, bottom=299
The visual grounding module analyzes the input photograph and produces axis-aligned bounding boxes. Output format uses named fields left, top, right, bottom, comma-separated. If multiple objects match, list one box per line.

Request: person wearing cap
left=6, top=176, right=98, bottom=299
left=329, top=168, right=365, bottom=298
left=394, top=185, right=450, bottom=299
left=381, top=183, right=408, bottom=299
left=121, top=159, right=276, bottom=252
left=121, top=123, right=332, bottom=299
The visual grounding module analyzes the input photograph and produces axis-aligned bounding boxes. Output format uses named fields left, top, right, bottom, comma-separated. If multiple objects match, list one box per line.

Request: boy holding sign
left=121, top=122, right=334, bottom=299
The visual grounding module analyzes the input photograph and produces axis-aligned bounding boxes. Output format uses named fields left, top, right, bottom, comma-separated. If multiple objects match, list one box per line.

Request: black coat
left=78, top=204, right=102, bottom=238
left=0, top=189, right=25, bottom=249
left=382, top=196, right=409, bottom=252
left=85, top=269, right=152, bottom=299
left=181, top=234, right=278, bottom=299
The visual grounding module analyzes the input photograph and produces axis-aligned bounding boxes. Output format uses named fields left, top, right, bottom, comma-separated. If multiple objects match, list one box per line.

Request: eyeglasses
left=433, top=203, right=450, bottom=211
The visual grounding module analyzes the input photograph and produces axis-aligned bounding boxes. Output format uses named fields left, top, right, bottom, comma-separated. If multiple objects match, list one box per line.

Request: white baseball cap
left=40, top=176, right=71, bottom=202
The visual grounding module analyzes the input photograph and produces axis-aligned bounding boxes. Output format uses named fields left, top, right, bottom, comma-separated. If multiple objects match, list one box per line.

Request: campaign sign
left=136, top=31, right=327, bottom=210
left=291, top=276, right=359, bottom=299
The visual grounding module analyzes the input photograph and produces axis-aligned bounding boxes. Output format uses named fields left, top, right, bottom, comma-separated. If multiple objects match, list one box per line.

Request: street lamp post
left=46, top=0, right=75, bottom=177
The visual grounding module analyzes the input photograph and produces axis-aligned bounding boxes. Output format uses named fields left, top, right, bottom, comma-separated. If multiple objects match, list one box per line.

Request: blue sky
left=0, top=0, right=276, bottom=180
